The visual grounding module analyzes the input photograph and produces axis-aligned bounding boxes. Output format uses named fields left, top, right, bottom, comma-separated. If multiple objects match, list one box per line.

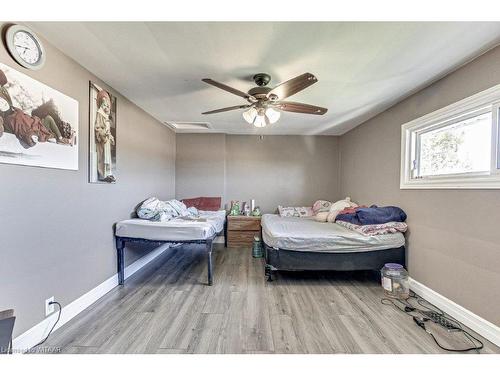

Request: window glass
left=418, top=112, right=491, bottom=177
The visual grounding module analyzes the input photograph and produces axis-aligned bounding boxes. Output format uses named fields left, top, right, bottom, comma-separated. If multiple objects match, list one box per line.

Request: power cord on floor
left=381, top=293, right=483, bottom=353
left=30, top=301, right=62, bottom=350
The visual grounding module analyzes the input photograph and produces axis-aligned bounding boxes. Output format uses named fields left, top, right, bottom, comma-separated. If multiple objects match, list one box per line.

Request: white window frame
left=400, top=84, right=500, bottom=189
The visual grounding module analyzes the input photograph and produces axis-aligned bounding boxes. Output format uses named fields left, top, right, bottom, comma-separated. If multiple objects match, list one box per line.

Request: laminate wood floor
left=44, top=244, right=499, bottom=354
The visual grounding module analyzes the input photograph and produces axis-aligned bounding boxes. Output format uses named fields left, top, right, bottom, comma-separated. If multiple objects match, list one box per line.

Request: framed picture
left=0, top=63, right=78, bottom=170
left=89, top=81, right=117, bottom=183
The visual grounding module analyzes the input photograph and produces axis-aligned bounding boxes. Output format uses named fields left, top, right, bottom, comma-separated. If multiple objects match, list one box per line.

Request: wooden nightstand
left=226, top=215, right=261, bottom=248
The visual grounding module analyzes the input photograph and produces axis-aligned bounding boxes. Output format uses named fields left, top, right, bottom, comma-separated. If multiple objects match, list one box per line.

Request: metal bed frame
left=115, top=222, right=226, bottom=286
left=263, top=241, right=406, bottom=281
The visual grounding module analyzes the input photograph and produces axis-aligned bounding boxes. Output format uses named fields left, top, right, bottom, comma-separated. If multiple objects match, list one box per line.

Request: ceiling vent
left=164, top=121, right=212, bottom=132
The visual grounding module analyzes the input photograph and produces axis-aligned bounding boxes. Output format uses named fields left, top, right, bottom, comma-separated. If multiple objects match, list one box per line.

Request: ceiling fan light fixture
left=242, top=107, right=257, bottom=124
left=202, top=72, right=327, bottom=129
left=265, top=107, right=281, bottom=124
left=253, top=115, right=268, bottom=128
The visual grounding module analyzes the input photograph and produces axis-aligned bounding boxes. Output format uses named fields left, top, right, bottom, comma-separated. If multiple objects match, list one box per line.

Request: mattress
left=261, top=214, right=405, bottom=253
left=115, top=210, right=226, bottom=241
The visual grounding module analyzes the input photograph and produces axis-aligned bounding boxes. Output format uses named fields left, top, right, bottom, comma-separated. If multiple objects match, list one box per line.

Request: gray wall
left=176, top=134, right=340, bottom=213
left=176, top=133, right=226, bottom=203
left=0, top=24, right=176, bottom=336
left=339, top=45, right=500, bottom=325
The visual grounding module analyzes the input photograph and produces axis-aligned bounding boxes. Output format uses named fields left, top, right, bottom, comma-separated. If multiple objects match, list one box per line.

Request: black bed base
left=264, top=243, right=406, bottom=281
left=115, top=232, right=221, bottom=286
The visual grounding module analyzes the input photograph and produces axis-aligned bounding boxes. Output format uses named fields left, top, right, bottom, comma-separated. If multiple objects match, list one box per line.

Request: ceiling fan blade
left=274, top=101, right=328, bottom=115
left=202, top=104, right=251, bottom=115
left=202, top=78, right=255, bottom=101
left=268, top=73, right=318, bottom=101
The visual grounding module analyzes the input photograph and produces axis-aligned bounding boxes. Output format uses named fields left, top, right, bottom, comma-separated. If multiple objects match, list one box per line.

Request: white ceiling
left=29, top=22, right=500, bottom=135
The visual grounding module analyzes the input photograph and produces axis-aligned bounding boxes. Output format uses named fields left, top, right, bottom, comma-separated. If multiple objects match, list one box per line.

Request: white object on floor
left=261, top=214, right=405, bottom=252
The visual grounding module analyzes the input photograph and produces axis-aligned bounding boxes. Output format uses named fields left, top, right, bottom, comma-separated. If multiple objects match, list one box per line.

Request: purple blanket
left=336, top=205, right=407, bottom=225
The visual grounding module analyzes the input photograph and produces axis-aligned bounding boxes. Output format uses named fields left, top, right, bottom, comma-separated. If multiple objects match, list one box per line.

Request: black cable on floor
left=381, top=295, right=483, bottom=353
left=30, top=301, right=62, bottom=351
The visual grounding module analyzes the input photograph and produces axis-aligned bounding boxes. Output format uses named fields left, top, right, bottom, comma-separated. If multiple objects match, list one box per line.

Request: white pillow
left=278, top=206, right=313, bottom=217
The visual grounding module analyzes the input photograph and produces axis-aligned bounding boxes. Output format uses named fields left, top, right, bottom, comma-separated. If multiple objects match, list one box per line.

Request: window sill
left=400, top=175, right=500, bottom=189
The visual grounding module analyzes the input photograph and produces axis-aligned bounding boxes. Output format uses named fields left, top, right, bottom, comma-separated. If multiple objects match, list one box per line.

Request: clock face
left=13, top=31, right=41, bottom=65
left=5, top=25, right=46, bottom=70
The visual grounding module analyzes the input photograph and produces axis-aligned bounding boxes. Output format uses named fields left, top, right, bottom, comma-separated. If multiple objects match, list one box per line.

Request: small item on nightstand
left=229, top=200, right=240, bottom=216
left=250, top=199, right=255, bottom=212
left=251, top=206, right=261, bottom=217
left=381, top=263, right=409, bottom=299
left=243, top=202, right=250, bottom=216
left=252, top=236, right=263, bottom=258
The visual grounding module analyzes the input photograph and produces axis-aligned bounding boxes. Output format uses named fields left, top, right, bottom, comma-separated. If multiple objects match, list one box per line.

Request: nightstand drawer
left=227, top=230, right=259, bottom=247
left=227, top=218, right=261, bottom=231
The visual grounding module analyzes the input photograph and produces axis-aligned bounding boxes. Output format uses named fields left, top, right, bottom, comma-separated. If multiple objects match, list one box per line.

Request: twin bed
left=115, top=210, right=226, bottom=285
left=114, top=211, right=405, bottom=285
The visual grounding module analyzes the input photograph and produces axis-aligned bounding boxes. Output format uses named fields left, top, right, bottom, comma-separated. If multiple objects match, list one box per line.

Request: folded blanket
left=336, top=220, right=408, bottom=236
left=336, top=205, right=407, bottom=225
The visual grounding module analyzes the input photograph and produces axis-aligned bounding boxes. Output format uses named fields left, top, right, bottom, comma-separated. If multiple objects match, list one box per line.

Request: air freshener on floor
left=381, top=263, right=409, bottom=299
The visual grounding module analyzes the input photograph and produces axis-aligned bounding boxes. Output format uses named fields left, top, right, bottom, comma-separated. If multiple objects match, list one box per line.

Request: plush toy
left=314, top=211, right=329, bottom=222
left=326, top=197, right=358, bottom=223
left=312, top=200, right=332, bottom=215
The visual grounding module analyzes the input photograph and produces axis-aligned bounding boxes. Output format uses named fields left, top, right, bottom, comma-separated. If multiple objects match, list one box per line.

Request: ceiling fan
left=201, top=73, right=327, bottom=127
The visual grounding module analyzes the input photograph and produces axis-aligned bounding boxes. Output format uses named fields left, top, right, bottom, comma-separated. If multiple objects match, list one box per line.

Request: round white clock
left=5, top=25, right=46, bottom=70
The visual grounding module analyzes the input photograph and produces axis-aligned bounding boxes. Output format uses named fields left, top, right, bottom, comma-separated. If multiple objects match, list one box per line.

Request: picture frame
left=0, top=63, right=78, bottom=170
left=89, top=81, right=117, bottom=183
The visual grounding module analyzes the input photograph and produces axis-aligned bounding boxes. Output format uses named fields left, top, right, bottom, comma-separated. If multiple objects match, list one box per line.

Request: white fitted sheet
left=261, top=214, right=405, bottom=253
left=116, top=210, right=226, bottom=241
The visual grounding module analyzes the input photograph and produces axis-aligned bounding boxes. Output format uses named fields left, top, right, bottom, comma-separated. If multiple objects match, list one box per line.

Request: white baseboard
left=409, top=278, right=500, bottom=347
left=12, top=244, right=171, bottom=353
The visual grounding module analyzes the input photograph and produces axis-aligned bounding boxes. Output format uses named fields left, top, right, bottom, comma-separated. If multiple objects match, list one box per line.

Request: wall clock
left=5, top=25, right=46, bottom=70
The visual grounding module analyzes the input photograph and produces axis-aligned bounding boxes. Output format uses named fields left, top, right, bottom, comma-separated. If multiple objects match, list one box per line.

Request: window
left=401, top=85, right=500, bottom=189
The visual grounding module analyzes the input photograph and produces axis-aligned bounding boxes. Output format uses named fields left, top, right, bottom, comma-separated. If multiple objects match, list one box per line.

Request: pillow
left=278, top=206, right=314, bottom=217
left=312, top=200, right=332, bottom=214
left=296, top=207, right=314, bottom=217
left=181, top=197, right=221, bottom=211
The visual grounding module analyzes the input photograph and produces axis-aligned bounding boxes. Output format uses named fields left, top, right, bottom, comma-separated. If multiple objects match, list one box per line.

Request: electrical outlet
left=45, top=296, right=55, bottom=316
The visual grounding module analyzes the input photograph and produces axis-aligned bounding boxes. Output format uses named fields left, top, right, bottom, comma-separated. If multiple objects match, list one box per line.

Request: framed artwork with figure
left=89, top=81, right=116, bottom=183
left=0, top=63, right=78, bottom=170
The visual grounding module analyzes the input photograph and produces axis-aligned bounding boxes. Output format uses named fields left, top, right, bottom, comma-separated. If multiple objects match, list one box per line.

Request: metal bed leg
left=265, top=264, right=274, bottom=282
left=223, top=219, right=228, bottom=248
left=116, top=238, right=125, bottom=285
left=206, top=239, right=213, bottom=286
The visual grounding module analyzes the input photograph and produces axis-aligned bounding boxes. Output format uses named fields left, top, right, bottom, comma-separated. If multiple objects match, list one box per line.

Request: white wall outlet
left=45, top=296, right=55, bottom=316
